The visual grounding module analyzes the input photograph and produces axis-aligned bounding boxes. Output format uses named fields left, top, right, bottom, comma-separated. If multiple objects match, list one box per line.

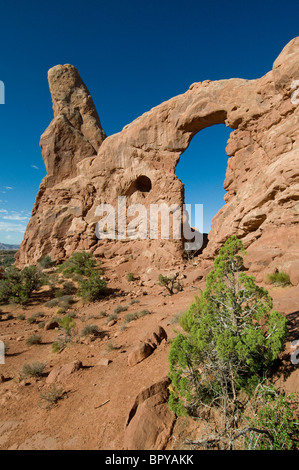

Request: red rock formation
left=41, top=64, right=106, bottom=185
left=16, top=38, right=299, bottom=284
left=124, top=377, right=175, bottom=450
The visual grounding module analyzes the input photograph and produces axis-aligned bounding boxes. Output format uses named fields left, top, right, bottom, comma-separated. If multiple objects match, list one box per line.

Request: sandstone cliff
left=16, top=38, right=299, bottom=285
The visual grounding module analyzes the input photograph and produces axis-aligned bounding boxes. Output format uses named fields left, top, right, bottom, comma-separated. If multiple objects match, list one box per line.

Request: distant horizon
left=0, top=241, right=20, bottom=247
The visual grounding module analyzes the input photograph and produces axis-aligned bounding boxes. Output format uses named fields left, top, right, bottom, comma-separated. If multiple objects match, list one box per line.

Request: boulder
left=142, top=325, right=167, bottom=350
left=128, top=325, right=168, bottom=367
left=46, top=360, right=82, bottom=384
left=97, top=358, right=111, bottom=367
left=123, top=377, right=175, bottom=450
left=44, top=320, right=59, bottom=331
left=128, top=342, right=153, bottom=367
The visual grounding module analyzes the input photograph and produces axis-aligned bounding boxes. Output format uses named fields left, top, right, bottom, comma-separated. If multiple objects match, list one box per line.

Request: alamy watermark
left=291, top=340, right=299, bottom=366
left=291, top=80, right=299, bottom=105
left=0, top=81, right=4, bottom=104
left=95, top=197, right=203, bottom=251
left=0, top=340, right=5, bottom=364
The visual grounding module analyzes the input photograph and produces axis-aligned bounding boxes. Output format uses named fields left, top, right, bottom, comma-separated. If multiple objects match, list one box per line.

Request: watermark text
left=0, top=341, right=5, bottom=364
left=0, top=81, right=4, bottom=104
left=291, top=80, right=299, bottom=105
left=95, top=198, right=203, bottom=251
left=291, top=340, right=299, bottom=365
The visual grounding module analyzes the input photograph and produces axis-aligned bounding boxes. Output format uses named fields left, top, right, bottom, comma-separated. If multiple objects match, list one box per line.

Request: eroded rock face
left=41, top=64, right=106, bottom=184
left=128, top=325, right=168, bottom=367
left=123, top=377, right=175, bottom=450
left=46, top=360, right=83, bottom=384
left=16, top=38, right=299, bottom=284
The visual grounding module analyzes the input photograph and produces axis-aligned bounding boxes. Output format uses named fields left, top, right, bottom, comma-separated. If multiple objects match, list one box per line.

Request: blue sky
left=0, top=0, right=298, bottom=243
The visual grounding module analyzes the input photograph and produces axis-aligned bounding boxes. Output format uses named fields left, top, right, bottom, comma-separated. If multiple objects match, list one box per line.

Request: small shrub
left=17, top=314, right=25, bottom=321
left=55, top=289, right=64, bottom=298
left=63, top=281, right=76, bottom=293
left=158, top=273, right=183, bottom=295
left=44, top=299, right=60, bottom=309
left=20, top=362, right=46, bottom=379
left=138, top=309, right=150, bottom=318
left=27, top=312, right=45, bottom=324
left=27, top=315, right=37, bottom=324
left=39, top=255, right=54, bottom=269
left=124, top=312, right=139, bottom=323
left=67, top=311, right=77, bottom=319
left=80, top=324, right=100, bottom=337
left=51, top=315, right=76, bottom=353
left=123, top=310, right=150, bottom=323
left=129, top=299, right=140, bottom=305
left=267, top=271, right=292, bottom=287
left=127, top=273, right=135, bottom=282
left=178, top=310, right=192, bottom=332
left=106, top=313, right=117, bottom=324
left=52, top=339, right=66, bottom=354
left=58, top=295, right=75, bottom=307
left=39, top=385, right=64, bottom=408
left=114, top=305, right=128, bottom=314
left=5, top=313, right=14, bottom=320
left=78, top=273, right=108, bottom=302
left=45, top=296, right=74, bottom=310
left=47, top=273, right=59, bottom=284
left=26, top=334, right=42, bottom=346
left=57, top=251, right=98, bottom=277
left=0, top=266, right=44, bottom=305
left=67, top=273, right=84, bottom=282
left=58, top=316, right=76, bottom=338
left=245, top=386, right=299, bottom=450
left=170, top=312, right=183, bottom=325
left=55, top=281, right=77, bottom=298
left=55, top=307, right=66, bottom=315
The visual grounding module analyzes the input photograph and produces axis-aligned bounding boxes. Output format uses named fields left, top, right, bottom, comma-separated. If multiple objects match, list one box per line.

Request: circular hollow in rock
left=127, top=175, right=152, bottom=196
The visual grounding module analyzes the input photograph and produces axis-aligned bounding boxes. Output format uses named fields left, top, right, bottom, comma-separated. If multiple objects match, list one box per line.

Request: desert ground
left=0, top=249, right=298, bottom=450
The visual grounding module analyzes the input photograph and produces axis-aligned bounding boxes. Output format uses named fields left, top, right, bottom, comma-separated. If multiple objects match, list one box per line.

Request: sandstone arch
left=16, top=38, right=299, bottom=285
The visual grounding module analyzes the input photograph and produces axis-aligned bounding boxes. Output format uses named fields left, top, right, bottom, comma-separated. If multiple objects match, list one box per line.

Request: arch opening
left=176, top=124, right=233, bottom=253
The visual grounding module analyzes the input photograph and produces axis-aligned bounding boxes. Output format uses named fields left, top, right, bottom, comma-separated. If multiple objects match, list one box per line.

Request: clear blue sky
left=0, top=0, right=298, bottom=243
